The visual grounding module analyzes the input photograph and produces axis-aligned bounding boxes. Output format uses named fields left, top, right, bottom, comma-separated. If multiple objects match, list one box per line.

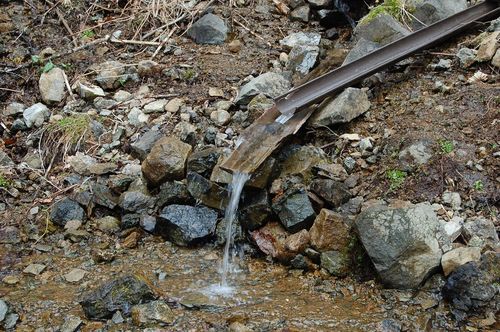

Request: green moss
left=360, top=0, right=414, bottom=25
left=46, top=114, right=91, bottom=144
left=0, top=173, right=10, bottom=188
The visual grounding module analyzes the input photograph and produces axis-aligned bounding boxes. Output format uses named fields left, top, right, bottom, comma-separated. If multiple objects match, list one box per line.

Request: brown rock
left=285, top=229, right=310, bottom=253
left=476, top=31, right=499, bottom=62
left=141, top=136, right=192, bottom=186
left=122, top=231, right=141, bottom=249
left=309, top=209, right=351, bottom=252
left=250, top=222, right=293, bottom=262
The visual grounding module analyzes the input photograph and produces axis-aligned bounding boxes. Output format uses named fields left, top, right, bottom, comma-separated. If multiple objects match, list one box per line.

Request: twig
left=55, top=7, right=79, bottom=47
left=233, top=16, right=272, bottom=47
left=62, top=69, right=75, bottom=101
left=110, top=38, right=161, bottom=46
left=0, top=87, right=23, bottom=93
left=151, top=27, right=177, bottom=59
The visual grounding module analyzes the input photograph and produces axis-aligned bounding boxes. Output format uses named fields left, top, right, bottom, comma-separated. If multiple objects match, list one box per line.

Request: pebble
left=23, top=263, right=47, bottom=276
left=64, top=268, right=87, bottom=283
left=210, top=110, right=231, bottom=126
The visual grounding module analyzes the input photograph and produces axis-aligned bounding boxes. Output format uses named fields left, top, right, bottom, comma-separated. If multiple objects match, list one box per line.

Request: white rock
left=39, top=67, right=66, bottom=104
left=143, top=99, right=168, bottom=113
left=74, top=81, right=106, bottom=100
left=441, top=247, right=481, bottom=276
left=23, top=103, right=50, bottom=128
left=208, top=87, right=224, bottom=97
left=3, top=102, right=25, bottom=116
left=113, top=90, right=132, bottom=102
left=442, top=191, right=461, bottom=210
left=23, top=263, right=46, bottom=275
left=210, top=110, right=231, bottom=126
left=128, top=107, right=149, bottom=127
left=441, top=217, right=463, bottom=242
left=64, top=268, right=87, bottom=283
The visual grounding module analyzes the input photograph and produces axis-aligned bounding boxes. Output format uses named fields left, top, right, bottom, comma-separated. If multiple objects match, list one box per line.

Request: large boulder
left=187, top=13, right=228, bottom=45
left=39, top=67, right=66, bottom=104
left=406, top=0, right=468, bottom=30
left=235, top=72, right=291, bottom=105
left=355, top=202, right=445, bottom=289
left=141, top=137, right=192, bottom=187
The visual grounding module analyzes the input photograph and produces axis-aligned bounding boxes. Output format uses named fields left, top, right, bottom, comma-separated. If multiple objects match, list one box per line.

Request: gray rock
left=310, top=179, right=351, bottom=208
left=321, top=250, right=349, bottom=277
left=343, top=38, right=381, bottom=65
left=0, top=226, right=20, bottom=244
left=23, top=103, right=50, bottom=128
left=476, top=31, right=500, bottom=62
left=140, top=215, right=157, bottom=232
left=187, top=13, right=228, bottom=45
left=279, top=32, right=321, bottom=49
left=456, top=47, right=477, bottom=68
left=96, top=61, right=127, bottom=90
left=131, top=300, right=175, bottom=325
left=143, top=99, right=168, bottom=113
left=96, top=216, right=121, bottom=233
left=204, top=126, right=218, bottom=144
left=157, top=181, right=192, bottom=208
left=141, top=136, right=192, bottom=187
left=92, top=183, right=119, bottom=209
left=290, top=5, right=311, bottom=23
left=119, top=191, right=153, bottom=213
left=50, top=198, right=85, bottom=226
left=130, top=128, right=163, bottom=160
left=442, top=191, right=461, bottom=211
left=215, top=215, right=244, bottom=245
left=64, top=268, right=87, bottom=283
left=0, top=150, right=14, bottom=167
left=60, top=315, right=82, bottom=332
left=173, top=122, right=197, bottom=143
left=3, top=102, right=25, bottom=116
left=430, top=59, right=452, bottom=70
left=3, top=313, right=18, bottom=329
left=462, top=217, right=499, bottom=250
left=121, top=214, right=140, bottom=229
left=23, top=263, right=47, bottom=275
left=355, top=202, right=444, bottom=289
left=39, top=67, right=66, bottom=104
left=210, top=109, right=231, bottom=126
left=247, top=93, right=274, bottom=114
left=235, top=72, right=291, bottom=105
left=406, top=0, right=467, bottom=30
left=0, top=299, right=7, bottom=322
left=441, top=217, right=463, bottom=242
left=289, top=0, right=305, bottom=9
left=488, top=17, right=500, bottom=32
left=309, top=88, right=370, bottom=127
left=157, top=204, right=218, bottom=246
left=11, top=119, right=28, bottom=132
left=272, top=188, right=316, bottom=233
left=441, top=247, right=481, bottom=276
left=113, top=90, right=132, bottom=102
left=287, top=44, right=319, bottom=76
left=93, top=97, right=117, bottom=110
left=79, top=275, right=155, bottom=320
left=377, top=319, right=402, bottom=332
left=74, top=81, right=106, bottom=100
left=186, top=171, right=227, bottom=210
left=187, top=148, right=222, bottom=178
left=398, top=140, right=433, bottom=171
left=355, top=13, right=410, bottom=45
left=239, top=189, right=272, bottom=230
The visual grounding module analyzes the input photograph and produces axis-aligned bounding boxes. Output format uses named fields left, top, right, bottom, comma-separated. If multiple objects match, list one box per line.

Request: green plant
left=360, top=0, right=416, bottom=26
left=387, top=169, right=407, bottom=191
left=439, top=140, right=454, bottom=154
left=81, top=29, right=95, bottom=39
left=46, top=114, right=91, bottom=144
left=31, top=55, right=41, bottom=64
left=42, top=61, right=55, bottom=73
left=181, top=68, right=197, bottom=81
left=0, top=173, right=10, bottom=188
left=473, top=180, right=484, bottom=191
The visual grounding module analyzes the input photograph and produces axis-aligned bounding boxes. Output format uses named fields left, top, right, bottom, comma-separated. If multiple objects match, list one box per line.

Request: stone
left=0, top=226, right=20, bottom=244
left=23, top=263, right=46, bottom=275
left=131, top=300, right=175, bottom=326
left=228, top=39, right=242, bottom=53
left=398, top=140, right=433, bottom=171
left=113, top=90, right=132, bottom=102
left=156, top=181, right=192, bottom=208
left=279, top=145, right=328, bottom=179
left=187, top=13, right=228, bottom=45
left=441, top=247, right=481, bottom=276
left=157, top=204, right=218, bottom=246
left=96, top=61, right=127, bottom=90
left=377, top=319, right=402, bottom=332
left=0, top=150, right=14, bottom=167
left=310, top=179, right=351, bottom=208
left=355, top=13, right=410, bottom=45
left=343, top=38, right=381, bottom=65
left=60, top=315, right=82, bottom=332
left=50, top=198, right=85, bottom=226
left=307, top=0, right=331, bottom=9
left=128, top=107, right=149, bottom=127
left=235, top=72, right=291, bottom=105
left=141, top=216, right=157, bottom=233
left=0, top=299, right=7, bottom=322
left=119, top=191, right=153, bottom=213
left=285, top=229, right=310, bottom=253
left=250, top=222, right=293, bottom=262
left=290, top=5, right=310, bottom=23
left=130, top=128, right=163, bottom=160
left=3, top=313, right=18, bottom=329
left=39, top=67, right=66, bottom=104
left=229, top=321, right=253, bottom=332
left=456, top=47, right=477, bottom=68
left=462, top=217, right=499, bottom=250
left=67, top=152, right=97, bottom=175
left=92, top=183, right=119, bottom=209
left=321, top=251, right=349, bottom=277
left=96, top=216, right=121, bottom=233
left=239, top=189, right=272, bottom=230
left=137, top=60, right=160, bottom=77
left=355, top=202, right=444, bottom=289
left=210, top=109, right=231, bottom=126
left=93, top=97, right=116, bottom=110
left=79, top=275, right=155, bottom=320
left=280, top=32, right=321, bottom=49
left=165, top=98, right=183, bottom=113
left=64, top=268, right=87, bottom=283
left=215, top=216, right=244, bottom=245
left=309, top=209, right=351, bottom=252
left=442, top=191, right=461, bottom=210
left=406, top=0, right=468, bottom=30
left=2, top=276, right=20, bottom=285
left=174, top=122, right=197, bottom=143
left=309, top=88, right=370, bottom=127
left=64, top=219, right=82, bottom=231
left=23, top=103, right=50, bottom=128
left=186, top=171, right=227, bottom=210
left=143, top=99, right=168, bottom=113
left=441, top=217, right=463, bottom=242
left=74, top=81, right=106, bottom=100
left=3, top=102, right=25, bottom=116
left=11, top=119, right=28, bottom=132
left=88, top=162, right=117, bottom=175
left=476, top=31, right=500, bottom=62
left=287, top=44, right=319, bottom=76
left=272, top=188, right=316, bottom=233
left=187, top=148, right=223, bottom=178
left=492, top=48, right=500, bottom=68
left=141, top=136, right=192, bottom=186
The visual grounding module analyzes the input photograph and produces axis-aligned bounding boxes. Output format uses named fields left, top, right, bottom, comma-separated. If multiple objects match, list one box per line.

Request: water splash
left=275, top=112, right=294, bottom=124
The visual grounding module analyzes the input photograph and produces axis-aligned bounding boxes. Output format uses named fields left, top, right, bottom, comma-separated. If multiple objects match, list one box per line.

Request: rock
left=279, top=145, right=328, bottom=179
left=39, top=67, right=66, bottom=104
left=64, top=268, right=87, bottom=283
left=0, top=150, right=14, bottom=167
left=211, top=155, right=277, bottom=189
left=131, top=300, right=175, bottom=326
left=462, top=217, right=499, bottom=250
left=235, top=72, right=291, bottom=105
left=285, top=229, right=310, bottom=253
left=64, top=219, right=82, bottom=231
left=96, top=61, right=127, bottom=90
left=187, top=148, right=222, bottom=178
left=88, top=162, right=117, bottom=175
left=309, top=88, right=370, bottom=127
left=210, top=109, right=231, bottom=126
left=343, top=38, right=381, bottom=65
left=456, top=47, right=477, bottom=68
left=165, top=98, right=183, bottom=113
left=113, top=90, right=132, bottom=102
left=3, top=102, right=25, bottom=116
left=119, top=191, right=153, bottom=213
left=60, top=315, right=82, bottom=332
left=280, top=32, right=321, bottom=49
left=355, top=202, right=444, bottom=289
left=442, top=252, right=499, bottom=321
left=50, top=198, right=85, bottom=226
left=141, top=136, right=192, bottom=186
left=23, top=263, right=46, bottom=275
left=174, top=122, right=197, bottom=143
left=92, top=183, right=119, bottom=209
left=215, top=216, right=244, bottom=245
left=272, top=188, right=316, bottom=233
left=3, top=313, right=18, bottom=329
left=476, top=31, right=500, bottom=62
left=74, top=81, right=106, bottom=100
left=67, top=152, right=97, bottom=175
left=93, top=97, right=117, bottom=110
left=310, top=179, right=351, bottom=208
left=492, top=48, right=500, bottom=68
left=143, top=99, right=168, bottom=113
left=441, top=217, right=463, bottom=242
left=137, top=60, right=160, bottom=77
left=140, top=215, right=157, bottom=232
left=228, top=39, right=242, bottom=53
left=290, top=5, right=310, bottom=23
left=0, top=226, right=20, bottom=244
left=157, top=181, right=191, bottom=208
left=187, top=13, right=228, bottom=45
left=287, top=44, right=319, bottom=76
left=96, top=216, right=121, bottom=233
left=250, top=222, right=293, bottom=262
left=307, top=0, right=331, bottom=9
left=0, top=299, right=7, bottom=322
left=441, top=247, right=481, bottom=276
left=131, top=128, right=163, bottom=160
left=228, top=321, right=253, bottom=332
left=157, top=205, right=218, bottom=246
left=239, top=189, right=272, bottom=230
left=186, top=171, right=227, bottom=210
left=79, top=275, right=155, bottom=320
left=321, top=251, right=349, bottom=277
left=406, top=0, right=468, bottom=30
left=442, top=191, right=461, bottom=211
left=23, top=103, right=50, bottom=128
left=377, top=319, right=402, bottom=332
left=11, top=119, right=28, bottom=132
left=309, top=209, right=351, bottom=252
left=398, top=140, right=433, bottom=171
left=128, top=107, right=149, bottom=127
left=355, top=13, right=410, bottom=45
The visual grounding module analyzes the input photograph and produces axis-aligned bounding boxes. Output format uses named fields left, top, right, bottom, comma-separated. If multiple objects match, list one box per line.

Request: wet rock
left=285, top=229, right=310, bottom=253
left=309, top=209, right=351, bottom=252
left=74, top=81, right=106, bottom=100
left=186, top=171, right=227, bottom=210
left=215, top=216, right=244, bottom=245
left=96, top=216, right=121, bottom=233
left=290, top=5, right=310, bottom=23
left=406, top=0, right=467, bottom=30
left=187, top=13, right=228, bottom=45
left=187, top=148, right=222, bottom=178
left=235, top=72, right=291, bottom=105
left=356, top=202, right=444, bottom=289
left=441, top=247, right=481, bottom=276
left=119, top=191, right=153, bottom=213
left=343, top=38, right=380, bottom=65
left=23, top=263, right=46, bottom=276
left=96, top=61, right=127, bottom=90
left=79, top=275, right=156, bottom=320
left=321, top=251, right=349, bottom=277
left=0, top=299, right=7, bottom=322
left=141, top=136, right=192, bottom=186
left=398, top=139, right=433, bottom=171
left=442, top=191, right=461, bottom=211
left=0, top=150, right=14, bottom=167
left=50, top=198, right=85, bottom=226
left=442, top=252, right=499, bottom=321
left=60, top=315, right=82, bottom=332
left=157, top=180, right=192, bottom=208
left=210, top=109, right=231, bottom=126
left=456, top=47, right=477, bottom=68
left=355, top=13, right=410, bottom=45
left=130, top=127, right=163, bottom=160
left=310, top=179, right=351, bottom=208
left=39, top=67, right=66, bottom=104
left=131, top=300, right=175, bottom=326
left=157, top=204, right=218, bottom=246
left=476, top=31, right=500, bottom=62
left=239, top=189, right=272, bottom=230
left=272, top=188, right=316, bottom=233
left=280, top=32, right=321, bottom=49
left=143, top=99, right=168, bottom=113
left=462, top=217, right=499, bottom=250
left=128, top=107, right=149, bottom=127
left=250, top=222, right=293, bottom=262
left=23, top=103, right=50, bottom=128
left=309, top=88, right=370, bottom=127
left=64, top=268, right=87, bottom=283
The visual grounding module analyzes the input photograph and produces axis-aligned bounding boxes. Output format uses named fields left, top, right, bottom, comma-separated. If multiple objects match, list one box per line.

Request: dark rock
left=305, top=247, right=321, bottom=263
left=290, top=5, right=311, bottom=23
left=290, top=254, right=308, bottom=270
left=278, top=144, right=329, bottom=180
left=272, top=188, right=316, bottom=233
left=118, top=191, right=154, bottom=213
left=316, top=9, right=350, bottom=28
left=204, top=126, right=218, bottom=144
left=156, top=180, right=192, bottom=208
left=321, top=250, right=349, bottom=277
left=325, top=27, right=339, bottom=39
left=157, top=204, right=218, bottom=246
left=108, top=174, right=135, bottom=193
left=79, top=275, right=155, bottom=320
left=187, top=148, right=223, bottom=178
left=239, top=189, right=272, bottom=231
left=130, top=128, right=163, bottom=161
left=0, top=151, right=14, bottom=167
left=121, top=214, right=140, bottom=229
left=92, top=183, right=119, bottom=209
left=11, top=119, right=28, bottom=132
left=50, top=198, right=85, bottom=226
left=215, top=216, right=244, bottom=245
left=307, top=0, right=331, bottom=9
left=187, top=13, right=229, bottom=45
left=186, top=171, right=227, bottom=210
left=0, top=226, right=20, bottom=244
left=250, top=222, right=293, bottom=262
left=310, top=179, right=351, bottom=208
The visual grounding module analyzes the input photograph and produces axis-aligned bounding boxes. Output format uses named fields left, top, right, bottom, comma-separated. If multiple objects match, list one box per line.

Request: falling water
left=275, top=112, right=294, bottom=124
